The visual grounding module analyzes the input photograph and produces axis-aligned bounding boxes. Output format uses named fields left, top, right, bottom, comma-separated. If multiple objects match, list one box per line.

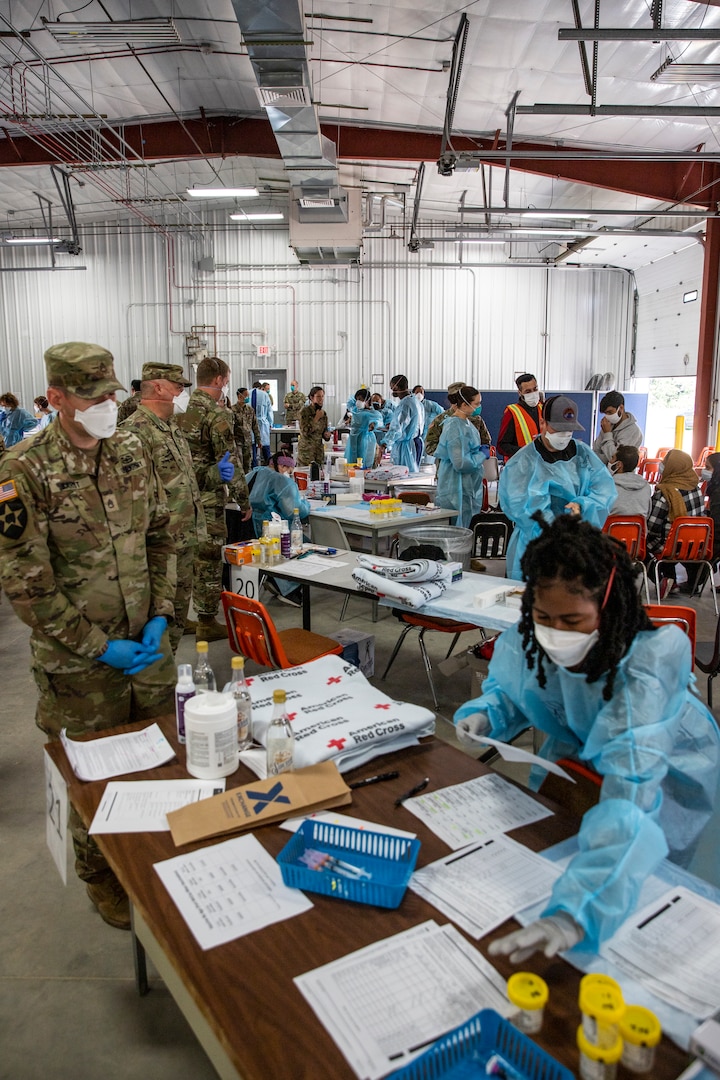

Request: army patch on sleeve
left=0, top=480, right=28, bottom=540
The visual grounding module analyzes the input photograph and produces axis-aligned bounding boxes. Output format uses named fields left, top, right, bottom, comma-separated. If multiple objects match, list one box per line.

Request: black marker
left=349, top=771, right=399, bottom=790
left=394, top=777, right=429, bottom=807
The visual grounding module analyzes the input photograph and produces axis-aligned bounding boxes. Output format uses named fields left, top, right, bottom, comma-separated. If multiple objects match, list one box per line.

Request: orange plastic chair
left=602, top=514, right=650, bottom=602
left=641, top=457, right=663, bottom=484
left=381, top=612, right=482, bottom=709
left=695, top=445, right=716, bottom=469
left=637, top=447, right=647, bottom=469
left=221, top=591, right=343, bottom=669
left=647, top=515, right=718, bottom=615
left=643, top=603, right=697, bottom=663
left=655, top=447, right=672, bottom=460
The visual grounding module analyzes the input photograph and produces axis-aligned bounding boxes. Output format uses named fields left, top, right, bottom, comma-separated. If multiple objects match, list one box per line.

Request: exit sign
left=257, top=345, right=271, bottom=357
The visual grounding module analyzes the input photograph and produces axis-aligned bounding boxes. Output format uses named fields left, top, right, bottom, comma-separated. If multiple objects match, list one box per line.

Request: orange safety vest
left=506, top=402, right=542, bottom=448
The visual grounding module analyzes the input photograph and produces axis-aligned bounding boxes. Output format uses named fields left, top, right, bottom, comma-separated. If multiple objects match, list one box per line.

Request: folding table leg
left=131, top=906, right=150, bottom=997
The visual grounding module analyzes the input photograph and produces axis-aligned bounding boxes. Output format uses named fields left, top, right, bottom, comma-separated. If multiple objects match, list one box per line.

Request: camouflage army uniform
left=0, top=410, right=177, bottom=884
left=425, top=407, right=492, bottom=456
left=125, top=404, right=208, bottom=651
left=116, top=395, right=139, bottom=423
left=232, top=400, right=261, bottom=473
left=177, top=388, right=249, bottom=617
left=284, top=389, right=306, bottom=424
left=297, top=402, right=330, bottom=467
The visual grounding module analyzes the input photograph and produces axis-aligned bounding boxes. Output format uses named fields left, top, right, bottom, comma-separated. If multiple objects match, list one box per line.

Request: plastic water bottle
left=193, top=640, right=216, bottom=694
left=229, top=655, right=253, bottom=751
left=174, top=663, right=196, bottom=745
left=266, top=689, right=294, bottom=776
left=290, top=508, right=304, bottom=556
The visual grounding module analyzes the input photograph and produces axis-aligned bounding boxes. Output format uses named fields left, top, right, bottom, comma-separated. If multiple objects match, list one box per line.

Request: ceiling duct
left=231, top=0, right=360, bottom=262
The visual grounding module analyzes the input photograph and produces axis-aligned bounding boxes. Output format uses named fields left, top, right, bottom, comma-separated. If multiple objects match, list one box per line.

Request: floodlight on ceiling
left=42, top=18, right=180, bottom=44
left=186, top=188, right=259, bottom=199
left=5, top=236, right=62, bottom=244
left=230, top=213, right=285, bottom=222
left=651, top=58, right=720, bottom=83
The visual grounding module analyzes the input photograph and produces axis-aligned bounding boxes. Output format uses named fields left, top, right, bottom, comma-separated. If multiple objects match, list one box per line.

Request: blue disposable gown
left=345, top=407, right=379, bottom=469
left=455, top=623, right=720, bottom=948
left=419, top=397, right=445, bottom=440
left=251, top=388, right=273, bottom=446
left=246, top=467, right=311, bottom=537
left=500, top=439, right=616, bottom=580
left=383, top=394, right=424, bottom=473
left=434, top=415, right=487, bottom=528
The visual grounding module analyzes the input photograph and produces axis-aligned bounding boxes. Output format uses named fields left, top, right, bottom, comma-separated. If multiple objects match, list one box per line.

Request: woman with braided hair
left=454, top=512, right=719, bottom=960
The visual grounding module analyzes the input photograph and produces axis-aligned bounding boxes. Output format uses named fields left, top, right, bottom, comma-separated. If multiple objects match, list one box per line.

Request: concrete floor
left=1, top=578, right=719, bottom=1079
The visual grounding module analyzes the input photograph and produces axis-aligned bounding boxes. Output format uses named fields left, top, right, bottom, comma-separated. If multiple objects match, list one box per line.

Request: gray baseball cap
left=543, top=394, right=585, bottom=432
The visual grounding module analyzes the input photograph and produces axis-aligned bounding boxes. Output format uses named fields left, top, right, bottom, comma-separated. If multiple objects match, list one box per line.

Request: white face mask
left=702, top=468, right=712, bottom=481
left=608, top=460, right=620, bottom=474
left=533, top=623, right=600, bottom=668
left=415, top=392, right=424, bottom=402
left=523, top=391, right=540, bottom=408
left=545, top=430, right=573, bottom=450
left=173, top=389, right=190, bottom=414
left=605, top=410, right=622, bottom=424
left=74, top=398, right=118, bottom=440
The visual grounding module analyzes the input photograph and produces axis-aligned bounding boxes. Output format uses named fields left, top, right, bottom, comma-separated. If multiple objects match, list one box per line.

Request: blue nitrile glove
left=478, top=444, right=491, bottom=459
left=217, top=450, right=235, bottom=482
left=141, top=616, right=167, bottom=652
left=97, top=639, right=163, bottom=676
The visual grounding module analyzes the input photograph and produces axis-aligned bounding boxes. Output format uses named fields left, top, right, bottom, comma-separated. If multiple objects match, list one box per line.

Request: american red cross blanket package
left=240, top=655, right=435, bottom=777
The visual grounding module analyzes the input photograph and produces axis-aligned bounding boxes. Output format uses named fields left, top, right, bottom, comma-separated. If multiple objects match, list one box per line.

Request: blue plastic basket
left=387, top=1009, right=573, bottom=1080
left=276, top=820, right=420, bottom=908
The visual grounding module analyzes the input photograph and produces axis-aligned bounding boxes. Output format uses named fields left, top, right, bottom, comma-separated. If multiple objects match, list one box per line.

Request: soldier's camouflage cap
left=141, top=362, right=192, bottom=386
left=44, top=342, right=126, bottom=399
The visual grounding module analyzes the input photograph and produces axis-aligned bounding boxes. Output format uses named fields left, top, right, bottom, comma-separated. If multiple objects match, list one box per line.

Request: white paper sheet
left=280, top=810, right=416, bottom=840
left=600, top=887, right=720, bottom=1018
left=60, top=722, right=175, bottom=781
left=89, top=779, right=226, bottom=834
left=403, top=773, right=553, bottom=850
left=295, top=921, right=509, bottom=1080
left=410, top=835, right=563, bottom=939
left=463, top=733, right=576, bottom=782
left=153, top=834, right=313, bottom=950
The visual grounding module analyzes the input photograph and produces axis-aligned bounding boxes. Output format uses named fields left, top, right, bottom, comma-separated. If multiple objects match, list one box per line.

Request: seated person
left=246, top=452, right=310, bottom=606
left=646, top=448, right=705, bottom=597
left=608, top=445, right=652, bottom=517
left=455, top=513, right=719, bottom=960
left=593, top=391, right=643, bottom=464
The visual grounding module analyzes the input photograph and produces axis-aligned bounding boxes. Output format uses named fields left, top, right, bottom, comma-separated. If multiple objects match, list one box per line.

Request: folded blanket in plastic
left=352, top=565, right=447, bottom=608
left=356, top=554, right=459, bottom=583
left=238, top=655, right=435, bottom=778
left=364, top=465, right=410, bottom=481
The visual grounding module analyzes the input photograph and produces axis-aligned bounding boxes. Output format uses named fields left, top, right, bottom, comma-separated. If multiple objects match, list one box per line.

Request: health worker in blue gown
left=413, top=385, right=444, bottom=442
left=345, top=388, right=379, bottom=469
left=455, top=514, right=720, bottom=960
left=246, top=451, right=310, bottom=537
left=434, top=385, right=490, bottom=528
left=499, top=394, right=615, bottom=581
left=380, top=374, right=424, bottom=473
left=250, top=383, right=273, bottom=465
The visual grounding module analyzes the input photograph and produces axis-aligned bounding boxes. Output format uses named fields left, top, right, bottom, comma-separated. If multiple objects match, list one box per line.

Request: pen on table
left=348, top=771, right=399, bottom=790
left=394, top=777, right=430, bottom=807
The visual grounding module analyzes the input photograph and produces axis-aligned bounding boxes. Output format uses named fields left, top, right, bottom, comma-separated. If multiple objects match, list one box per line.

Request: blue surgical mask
left=472, top=405, right=483, bottom=417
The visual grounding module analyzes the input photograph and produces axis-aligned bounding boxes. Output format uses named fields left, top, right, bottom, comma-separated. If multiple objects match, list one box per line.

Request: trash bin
left=397, top=525, right=474, bottom=570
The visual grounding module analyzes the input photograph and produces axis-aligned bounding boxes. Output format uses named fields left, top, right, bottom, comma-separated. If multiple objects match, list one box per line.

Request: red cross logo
left=327, top=676, right=342, bottom=685
left=328, top=737, right=346, bottom=750
left=374, top=703, right=390, bottom=710
left=245, top=677, right=255, bottom=686
left=287, top=712, right=297, bottom=721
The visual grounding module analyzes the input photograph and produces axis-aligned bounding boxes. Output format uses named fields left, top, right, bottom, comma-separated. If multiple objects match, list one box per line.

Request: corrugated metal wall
left=0, top=218, right=635, bottom=414
left=634, top=242, right=703, bottom=378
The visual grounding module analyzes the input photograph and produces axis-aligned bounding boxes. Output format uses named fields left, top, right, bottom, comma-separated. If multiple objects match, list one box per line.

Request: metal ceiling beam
left=559, top=28, right=720, bottom=40
left=0, top=115, right=718, bottom=207
left=517, top=104, right=720, bottom=116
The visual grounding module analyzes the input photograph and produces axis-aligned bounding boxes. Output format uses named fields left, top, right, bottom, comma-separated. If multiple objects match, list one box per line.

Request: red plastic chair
left=641, top=457, right=663, bottom=485
left=221, top=591, right=343, bottom=669
left=602, top=514, right=650, bottom=602
left=647, top=516, right=718, bottom=615
left=637, top=447, right=648, bottom=469
left=643, top=603, right=697, bottom=663
left=381, top=612, right=482, bottom=710
left=695, top=445, right=716, bottom=469
left=655, top=446, right=672, bottom=460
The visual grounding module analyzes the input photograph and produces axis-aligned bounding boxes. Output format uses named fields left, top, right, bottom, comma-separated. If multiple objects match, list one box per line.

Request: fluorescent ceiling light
left=453, top=238, right=507, bottom=245
left=516, top=210, right=596, bottom=220
left=651, top=60, right=720, bottom=83
left=187, top=187, right=259, bottom=199
left=230, top=213, right=285, bottom=221
left=510, top=228, right=590, bottom=237
left=5, top=236, right=62, bottom=244
left=43, top=18, right=179, bottom=44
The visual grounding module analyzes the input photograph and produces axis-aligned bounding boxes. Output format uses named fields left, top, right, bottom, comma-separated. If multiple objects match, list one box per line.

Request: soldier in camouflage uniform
left=232, top=387, right=261, bottom=473
left=124, top=362, right=208, bottom=652
left=0, top=342, right=177, bottom=930
left=177, top=356, right=251, bottom=641
left=116, top=378, right=141, bottom=422
left=297, top=385, right=332, bottom=468
left=283, top=381, right=306, bottom=424
left=425, top=381, right=492, bottom=456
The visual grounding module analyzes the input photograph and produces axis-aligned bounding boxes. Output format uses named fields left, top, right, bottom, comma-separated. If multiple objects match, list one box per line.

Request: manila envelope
left=167, top=760, right=352, bottom=846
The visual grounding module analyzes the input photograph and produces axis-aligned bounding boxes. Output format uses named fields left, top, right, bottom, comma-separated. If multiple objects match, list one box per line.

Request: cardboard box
left=224, top=541, right=254, bottom=566
left=330, top=628, right=375, bottom=677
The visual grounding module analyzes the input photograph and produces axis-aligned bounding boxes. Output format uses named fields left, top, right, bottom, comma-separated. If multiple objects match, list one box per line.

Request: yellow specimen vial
left=507, top=971, right=549, bottom=1034
left=619, top=1005, right=661, bottom=1073
left=577, top=1025, right=623, bottom=1080
left=580, top=983, right=625, bottom=1049
left=579, top=974, right=622, bottom=1000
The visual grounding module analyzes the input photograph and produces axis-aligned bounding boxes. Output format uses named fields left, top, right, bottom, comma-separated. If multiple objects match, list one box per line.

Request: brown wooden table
left=46, top=718, right=691, bottom=1080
